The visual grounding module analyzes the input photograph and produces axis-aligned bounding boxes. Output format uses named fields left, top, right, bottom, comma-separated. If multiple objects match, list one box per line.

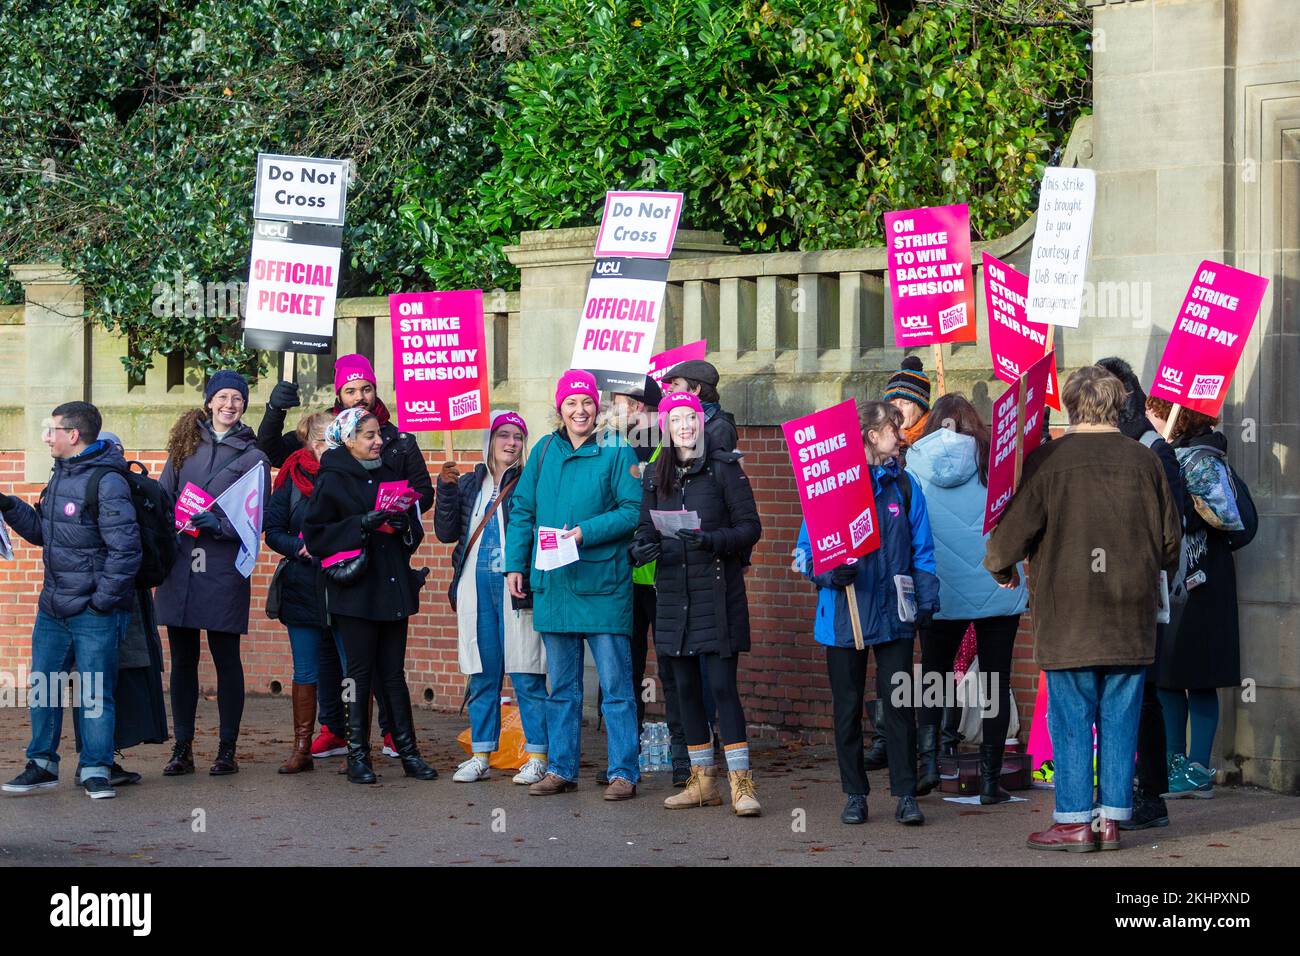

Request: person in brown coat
left=983, top=366, right=1180, bottom=853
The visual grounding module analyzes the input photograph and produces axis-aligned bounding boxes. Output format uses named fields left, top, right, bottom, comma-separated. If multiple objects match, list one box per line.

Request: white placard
left=242, top=221, right=342, bottom=354
left=1026, top=167, right=1096, bottom=328
left=571, top=257, right=668, bottom=393
left=211, top=465, right=267, bottom=580
left=253, top=153, right=349, bottom=226
left=594, top=191, right=684, bottom=259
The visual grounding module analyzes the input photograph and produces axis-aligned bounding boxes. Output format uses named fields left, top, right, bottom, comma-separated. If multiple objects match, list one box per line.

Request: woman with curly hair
left=155, top=371, right=270, bottom=777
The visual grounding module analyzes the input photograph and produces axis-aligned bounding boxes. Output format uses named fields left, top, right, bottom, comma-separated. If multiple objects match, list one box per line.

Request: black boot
left=162, top=739, right=194, bottom=776
left=386, top=686, right=437, bottom=781
left=209, top=739, right=239, bottom=775
left=916, top=723, right=940, bottom=796
left=864, top=700, right=889, bottom=771
left=346, top=684, right=377, bottom=784
left=978, top=741, right=1011, bottom=804
left=940, top=704, right=962, bottom=757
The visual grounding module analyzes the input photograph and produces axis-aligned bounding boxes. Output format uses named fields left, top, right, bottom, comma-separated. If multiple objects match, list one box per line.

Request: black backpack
left=85, top=461, right=178, bottom=589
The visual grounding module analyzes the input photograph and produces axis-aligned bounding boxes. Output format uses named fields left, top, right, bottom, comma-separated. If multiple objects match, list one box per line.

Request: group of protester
left=0, top=347, right=1255, bottom=852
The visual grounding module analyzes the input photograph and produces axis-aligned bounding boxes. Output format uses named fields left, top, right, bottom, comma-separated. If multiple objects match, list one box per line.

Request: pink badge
left=888, top=502, right=901, bottom=518
left=64, top=502, right=76, bottom=516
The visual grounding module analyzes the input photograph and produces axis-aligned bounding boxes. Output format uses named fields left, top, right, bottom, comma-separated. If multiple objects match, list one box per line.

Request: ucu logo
left=899, top=315, right=929, bottom=330
left=594, top=260, right=623, bottom=276
left=404, top=400, right=437, bottom=413
left=1159, top=366, right=1184, bottom=387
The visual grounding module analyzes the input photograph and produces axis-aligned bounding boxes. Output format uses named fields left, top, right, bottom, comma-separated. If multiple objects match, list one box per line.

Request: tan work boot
left=663, top=766, right=722, bottom=809
left=729, top=770, right=761, bottom=817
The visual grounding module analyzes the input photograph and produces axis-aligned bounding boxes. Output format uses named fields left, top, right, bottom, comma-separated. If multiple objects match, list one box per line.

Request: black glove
left=629, top=537, right=661, bottom=566
left=830, top=563, right=859, bottom=588
left=915, top=608, right=934, bottom=630
left=385, top=512, right=410, bottom=533
left=0, top=494, right=16, bottom=513
left=190, top=509, right=221, bottom=533
left=360, top=509, right=389, bottom=532
left=269, top=380, right=301, bottom=411
left=677, top=528, right=714, bottom=552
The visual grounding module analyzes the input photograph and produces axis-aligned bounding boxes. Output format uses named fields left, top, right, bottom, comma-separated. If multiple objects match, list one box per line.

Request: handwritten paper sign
left=1026, top=168, right=1095, bottom=328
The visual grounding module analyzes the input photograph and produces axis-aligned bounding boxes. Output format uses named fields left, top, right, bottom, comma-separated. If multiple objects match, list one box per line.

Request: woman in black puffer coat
left=302, top=408, right=435, bottom=785
left=631, top=392, right=762, bottom=816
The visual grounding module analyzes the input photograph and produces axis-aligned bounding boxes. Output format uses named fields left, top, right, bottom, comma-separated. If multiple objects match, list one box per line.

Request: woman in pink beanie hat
left=503, top=370, right=644, bottom=800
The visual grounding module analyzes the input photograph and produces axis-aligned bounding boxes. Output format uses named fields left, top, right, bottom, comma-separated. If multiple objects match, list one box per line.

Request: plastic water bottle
left=654, top=722, right=669, bottom=771
left=639, top=724, right=652, bottom=773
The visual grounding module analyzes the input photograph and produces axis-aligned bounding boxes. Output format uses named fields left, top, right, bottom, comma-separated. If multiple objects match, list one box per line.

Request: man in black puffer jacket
left=1, top=402, right=140, bottom=800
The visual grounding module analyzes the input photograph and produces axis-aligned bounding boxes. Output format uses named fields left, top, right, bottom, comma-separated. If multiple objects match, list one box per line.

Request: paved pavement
left=2, top=698, right=1298, bottom=867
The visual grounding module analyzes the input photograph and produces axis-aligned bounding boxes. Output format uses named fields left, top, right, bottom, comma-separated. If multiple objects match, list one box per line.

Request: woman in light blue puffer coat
left=905, top=394, right=1028, bottom=805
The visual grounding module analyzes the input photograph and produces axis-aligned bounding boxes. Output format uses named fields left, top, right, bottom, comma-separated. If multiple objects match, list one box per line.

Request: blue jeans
left=286, top=625, right=327, bottom=685
left=1046, top=666, right=1145, bottom=823
left=541, top=632, right=639, bottom=784
left=467, top=553, right=548, bottom=754
left=28, top=608, right=125, bottom=782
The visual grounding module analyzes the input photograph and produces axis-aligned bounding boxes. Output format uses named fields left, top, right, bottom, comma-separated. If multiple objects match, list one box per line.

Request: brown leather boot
left=1026, top=823, right=1097, bottom=852
left=279, top=683, right=316, bottom=774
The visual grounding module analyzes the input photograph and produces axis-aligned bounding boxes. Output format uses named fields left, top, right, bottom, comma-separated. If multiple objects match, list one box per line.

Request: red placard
left=1149, top=261, right=1269, bottom=417
left=885, top=204, right=977, bottom=347
left=983, top=253, right=1060, bottom=410
left=983, top=351, right=1052, bottom=533
left=389, top=290, right=491, bottom=431
left=782, top=399, right=879, bottom=575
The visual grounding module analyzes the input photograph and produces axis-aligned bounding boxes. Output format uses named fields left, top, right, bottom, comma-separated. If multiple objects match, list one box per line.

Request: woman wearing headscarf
left=302, top=407, right=436, bottom=784
left=155, top=371, right=270, bottom=776
left=435, top=410, right=549, bottom=783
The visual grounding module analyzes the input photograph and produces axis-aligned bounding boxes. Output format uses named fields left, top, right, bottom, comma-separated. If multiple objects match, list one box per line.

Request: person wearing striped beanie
left=884, top=355, right=932, bottom=450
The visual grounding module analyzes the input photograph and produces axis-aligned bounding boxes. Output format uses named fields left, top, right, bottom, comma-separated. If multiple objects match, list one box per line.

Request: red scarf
left=331, top=395, right=392, bottom=427
left=274, top=447, right=320, bottom=495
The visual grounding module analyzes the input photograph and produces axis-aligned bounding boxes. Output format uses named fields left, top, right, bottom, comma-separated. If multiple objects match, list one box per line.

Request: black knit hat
left=883, top=355, right=931, bottom=412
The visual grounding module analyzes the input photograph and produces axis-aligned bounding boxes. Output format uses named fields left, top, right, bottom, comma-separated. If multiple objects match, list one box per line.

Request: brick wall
left=0, top=427, right=1041, bottom=744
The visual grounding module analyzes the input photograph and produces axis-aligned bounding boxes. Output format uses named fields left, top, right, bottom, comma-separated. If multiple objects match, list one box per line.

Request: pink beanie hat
left=555, top=369, right=600, bottom=410
left=490, top=410, right=528, bottom=438
left=657, top=391, right=704, bottom=434
left=334, top=353, right=377, bottom=394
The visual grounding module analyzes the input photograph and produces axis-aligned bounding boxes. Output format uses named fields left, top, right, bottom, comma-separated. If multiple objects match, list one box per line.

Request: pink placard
left=983, top=382, right=1020, bottom=533
left=983, top=351, right=1052, bottom=532
left=648, top=340, right=707, bottom=388
left=983, top=253, right=1060, bottom=410
left=593, top=191, right=684, bottom=259
left=174, top=482, right=214, bottom=537
left=782, top=399, right=879, bottom=575
left=389, top=290, right=491, bottom=432
left=885, top=204, right=977, bottom=347
left=1149, top=261, right=1269, bottom=417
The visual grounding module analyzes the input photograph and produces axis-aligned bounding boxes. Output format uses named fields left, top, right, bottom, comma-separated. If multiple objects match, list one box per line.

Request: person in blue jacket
left=795, top=400, right=939, bottom=827
left=906, top=394, right=1029, bottom=804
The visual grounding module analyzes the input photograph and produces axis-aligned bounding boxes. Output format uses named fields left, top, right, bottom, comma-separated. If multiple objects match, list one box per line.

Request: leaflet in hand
left=0, top=512, right=12, bottom=560
left=174, top=482, right=215, bottom=537
left=894, top=574, right=917, bottom=623
left=649, top=509, right=701, bottom=539
left=534, top=526, right=580, bottom=571
left=1156, top=571, right=1170, bottom=625
left=374, top=481, right=420, bottom=534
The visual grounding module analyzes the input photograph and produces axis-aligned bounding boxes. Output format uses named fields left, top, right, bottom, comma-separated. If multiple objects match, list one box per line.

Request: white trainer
left=512, top=758, right=548, bottom=785
left=453, top=756, right=491, bottom=783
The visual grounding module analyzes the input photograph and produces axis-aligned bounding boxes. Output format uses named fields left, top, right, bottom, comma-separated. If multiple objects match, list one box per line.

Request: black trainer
left=1119, top=792, right=1170, bottom=831
left=82, top=776, right=117, bottom=800
left=109, top=762, right=142, bottom=787
left=896, top=795, right=925, bottom=826
left=841, top=793, right=869, bottom=825
left=2, top=761, right=58, bottom=794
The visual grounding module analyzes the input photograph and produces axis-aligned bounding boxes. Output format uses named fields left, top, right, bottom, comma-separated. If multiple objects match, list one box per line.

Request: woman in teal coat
left=506, top=370, right=643, bottom=800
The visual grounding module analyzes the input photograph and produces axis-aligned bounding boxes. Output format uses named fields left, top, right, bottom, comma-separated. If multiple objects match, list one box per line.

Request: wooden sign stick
left=443, top=431, right=455, bottom=464
left=1161, top=403, right=1182, bottom=443
left=932, top=343, right=947, bottom=397
left=845, top=581, right=865, bottom=650
left=281, top=351, right=296, bottom=384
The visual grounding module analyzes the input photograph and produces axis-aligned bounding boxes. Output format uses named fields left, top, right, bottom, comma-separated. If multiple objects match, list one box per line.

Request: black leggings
left=316, top=625, right=392, bottom=736
left=665, top=654, right=746, bottom=747
left=332, top=615, right=412, bottom=745
left=918, top=616, right=1019, bottom=747
left=167, top=627, right=244, bottom=743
